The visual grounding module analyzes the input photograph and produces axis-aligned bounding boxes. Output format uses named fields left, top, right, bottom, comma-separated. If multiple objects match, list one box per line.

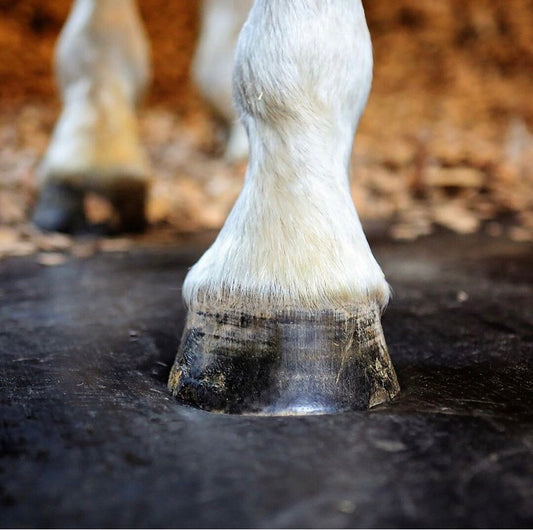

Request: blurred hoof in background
left=33, top=178, right=148, bottom=235
left=33, top=181, right=86, bottom=234
left=107, top=178, right=148, bottom=234
left=32, top=0, right=151, bottom=237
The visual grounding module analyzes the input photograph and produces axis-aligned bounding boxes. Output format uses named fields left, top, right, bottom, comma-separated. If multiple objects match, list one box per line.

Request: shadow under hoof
left=168, top=304, right=399, bottom=415
left=33, top=179, right=148, bottom=235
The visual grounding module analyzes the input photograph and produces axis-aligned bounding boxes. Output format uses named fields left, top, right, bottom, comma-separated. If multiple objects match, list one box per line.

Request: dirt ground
left=0, top=0, right=532, bottom=260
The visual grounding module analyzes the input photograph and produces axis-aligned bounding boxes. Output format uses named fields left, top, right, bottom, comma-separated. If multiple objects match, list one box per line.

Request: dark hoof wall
left=33, top=179, right=148, bottom=235
left=107, top=179, right=148, bottom=234
left=33, top=182, right=86, bottom=233
left=169, top=305, right=399, bottom=415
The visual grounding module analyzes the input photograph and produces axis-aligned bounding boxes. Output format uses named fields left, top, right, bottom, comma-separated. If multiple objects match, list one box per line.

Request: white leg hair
left=38, top=0, right=150, bottom=192
left=193, top=0, right=252, bottom=161
left=184, top=0, right=389, bottom=313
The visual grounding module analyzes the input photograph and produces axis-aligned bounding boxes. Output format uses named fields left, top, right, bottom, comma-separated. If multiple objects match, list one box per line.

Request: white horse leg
left=169, top=0, right=399, bottom=414
left=193, top=0, right=252, bottom=162
left=34, top=0, right=151, bottom=233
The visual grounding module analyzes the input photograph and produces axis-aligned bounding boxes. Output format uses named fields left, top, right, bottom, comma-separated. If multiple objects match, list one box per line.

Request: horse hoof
left=168, top=303, right=399, bottom=415
left=33, top=182, right=86, bottom=233
left=108, top=178, right=148, bottom=234
left=33, top=179, right=148, bottom=235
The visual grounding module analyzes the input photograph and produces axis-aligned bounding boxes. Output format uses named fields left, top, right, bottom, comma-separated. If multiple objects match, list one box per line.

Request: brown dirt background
left=1, top=0, right=533, bottom=258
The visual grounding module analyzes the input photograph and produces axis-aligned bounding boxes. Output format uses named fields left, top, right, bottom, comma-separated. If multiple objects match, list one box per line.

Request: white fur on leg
left=183, top=0, right=389, bottom=312
left=193, top=0, right=252, bottom=161
left=224, top=118, right=250, bottom=163
left=39, top=0, right=151, bottom=191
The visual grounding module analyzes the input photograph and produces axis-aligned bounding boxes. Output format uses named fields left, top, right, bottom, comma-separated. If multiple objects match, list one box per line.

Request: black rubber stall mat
left=0, top=232, right=532, bottom=528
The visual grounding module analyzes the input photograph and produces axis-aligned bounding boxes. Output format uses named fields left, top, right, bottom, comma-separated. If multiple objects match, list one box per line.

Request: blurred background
left=0, top=0, right=532, bottom=260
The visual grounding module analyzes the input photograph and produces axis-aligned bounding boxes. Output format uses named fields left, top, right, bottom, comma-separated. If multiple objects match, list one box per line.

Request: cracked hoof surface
left=169, top=304, right=399, bottom=415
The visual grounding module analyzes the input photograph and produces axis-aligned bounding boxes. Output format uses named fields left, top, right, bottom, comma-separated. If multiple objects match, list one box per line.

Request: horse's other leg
left=169, top=0, right=399, bottom=414
left=193, top=0, right=252, bottom=162
left=34, top=0, right=151, bottom=233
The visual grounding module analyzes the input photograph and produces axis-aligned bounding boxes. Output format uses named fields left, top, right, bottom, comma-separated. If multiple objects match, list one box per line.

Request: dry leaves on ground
left=0, top=104, right=532, bottom=264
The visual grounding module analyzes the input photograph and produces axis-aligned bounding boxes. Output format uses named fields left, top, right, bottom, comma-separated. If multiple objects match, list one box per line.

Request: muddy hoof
left=169, top=304, right=399, bottom=415
left=33, top=182, right=86, bottom=233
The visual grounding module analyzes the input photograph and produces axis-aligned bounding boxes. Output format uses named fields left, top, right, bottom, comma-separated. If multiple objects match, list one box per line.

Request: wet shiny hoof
left=33, top=182, right=86, bottom=233
left=168, top=304, right=399, bottom=415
